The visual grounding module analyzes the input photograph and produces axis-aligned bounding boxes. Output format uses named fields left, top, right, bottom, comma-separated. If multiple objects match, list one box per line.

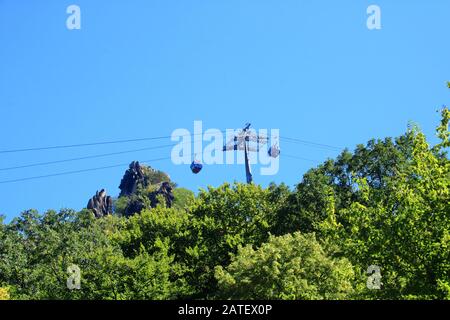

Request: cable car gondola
left=190, top=159, right=203, bottom=174
left=268, top=144, right=280, bottom=158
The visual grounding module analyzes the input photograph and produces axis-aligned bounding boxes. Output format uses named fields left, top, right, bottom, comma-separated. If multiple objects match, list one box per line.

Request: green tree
left=172, top=187, right=195, bottom=210
left=0, top=209, right=181, bottom=299
left=0, top=287, right=9, bottom=300
left=111, top=205, right=195, bottom=298
left=186, top=183, right=277, bottom=297
left=215, top=232, right=355, bottom=299
left=79, top=238, right=177, bottom=299
left=272, top=133, right=416, bottom=237
left=324, top=115, right=450, bottom=299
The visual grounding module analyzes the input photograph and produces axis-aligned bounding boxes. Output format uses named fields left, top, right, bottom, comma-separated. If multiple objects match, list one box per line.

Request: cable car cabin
left=190, top=161, right=203, bottom=174
left=268, top=145, right=280, bottom=158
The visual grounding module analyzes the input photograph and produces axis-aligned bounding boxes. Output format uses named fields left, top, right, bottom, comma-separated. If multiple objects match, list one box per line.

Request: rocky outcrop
left=119, top=161, right=147, bottom=197
left=149, top=181, right=175, bottom=208
left=87, top=189, right=113, bottom=218
left=88, top=161, right=176, bottom=218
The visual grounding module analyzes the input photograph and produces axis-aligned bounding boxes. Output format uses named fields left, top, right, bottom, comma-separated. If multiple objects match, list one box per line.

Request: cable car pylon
left=222, top=123, right=268, bottom=184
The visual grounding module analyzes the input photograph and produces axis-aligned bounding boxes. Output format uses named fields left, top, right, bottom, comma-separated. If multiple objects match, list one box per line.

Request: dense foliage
left=0, top=103, right=449, bottom=300
left=215, top=232, right=355, bottom=299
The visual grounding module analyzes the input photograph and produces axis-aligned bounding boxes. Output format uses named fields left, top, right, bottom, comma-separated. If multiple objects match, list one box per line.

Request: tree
left=0, top=287, right=9, bottom=300
left=272, top=133, right=416, bottom=237
left=110, top=205, right=195, bottom=298
left=172, top=188, right=195, bottom=211
left=185, top=183, right=277, bottom=297
left=0, top=209, right=182, bottom=299
left=79, top=238, right=177, bottom=300
left=215, top=232, right=355, bottom=300
left=324, top=115, right=450, bottom=299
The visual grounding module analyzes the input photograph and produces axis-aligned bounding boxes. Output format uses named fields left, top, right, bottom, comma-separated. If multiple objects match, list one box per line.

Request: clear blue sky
left=1, top=0, right=449, bottom=221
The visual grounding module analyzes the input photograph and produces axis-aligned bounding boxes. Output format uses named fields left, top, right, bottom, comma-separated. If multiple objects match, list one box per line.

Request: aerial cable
left=280, top=136, right=342, bottom=151
left=0, top=143, right=176, bottom=171
left=0, top=131, right=226, bottom=154
left=0, top=132, right=341, bottom=154
left=0, top=151, right=322, bottom=185
left=0, top=157, right=172, bottom=184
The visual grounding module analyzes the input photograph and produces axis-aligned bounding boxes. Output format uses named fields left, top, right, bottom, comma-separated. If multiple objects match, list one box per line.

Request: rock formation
left=87, top=161, right=176, bottom=218
left=87, top=189, right=113, bottom=218
left=119, top=161, right=147, bottom=197
left=149, top=181, right=175, bottom=208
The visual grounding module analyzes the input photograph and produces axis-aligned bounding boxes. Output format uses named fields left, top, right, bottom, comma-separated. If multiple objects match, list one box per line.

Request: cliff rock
left=87, top=189, right=113, bottom=218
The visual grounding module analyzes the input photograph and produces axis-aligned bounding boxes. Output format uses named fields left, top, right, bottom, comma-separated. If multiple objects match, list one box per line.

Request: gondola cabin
left=268, top=145, right=280, bottom=158
left=190, top=160, right=203, bottom=174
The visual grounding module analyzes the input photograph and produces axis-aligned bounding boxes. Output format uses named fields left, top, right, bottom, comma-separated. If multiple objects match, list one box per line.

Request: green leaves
left=435, top=106, right=450, bottom=150
left=175, top=183, right=277, bottom=297
left=0, top=209, right=185, bottom=299
left=0, top=287, right=9, bottom=300
left=331, top=124, right=450, bottom=299
left=215, top=232, right=355, bottom=300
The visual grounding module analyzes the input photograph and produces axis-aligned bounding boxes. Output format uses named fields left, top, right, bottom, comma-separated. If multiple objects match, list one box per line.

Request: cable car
left=190, top=159, right=203, bottom=174
left=268, top=144, right=280, bottom=158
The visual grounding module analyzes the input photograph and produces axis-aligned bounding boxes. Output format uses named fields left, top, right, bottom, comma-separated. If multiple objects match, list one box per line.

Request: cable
left=0, top=151, right=324, bottom=185
left=282, top=153, right=317, bottom=162
left=0, top=131, right=340, bottom=154
left=0, top=128, right=342, bottom=184
left=0, top=135, right=213, bottom=171
left=0, top=157, right=172, bottom=184
left=0, top=130, right=227, bottom=154
left=0, top=143, right=176, bottom=171
left=0, top=136, right=171, bottom=154
left=280, top=136, right=342, bottom=151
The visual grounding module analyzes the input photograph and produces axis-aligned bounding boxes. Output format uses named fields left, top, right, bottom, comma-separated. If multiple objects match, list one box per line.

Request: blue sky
left=1, top=0, right=449, bottom=221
